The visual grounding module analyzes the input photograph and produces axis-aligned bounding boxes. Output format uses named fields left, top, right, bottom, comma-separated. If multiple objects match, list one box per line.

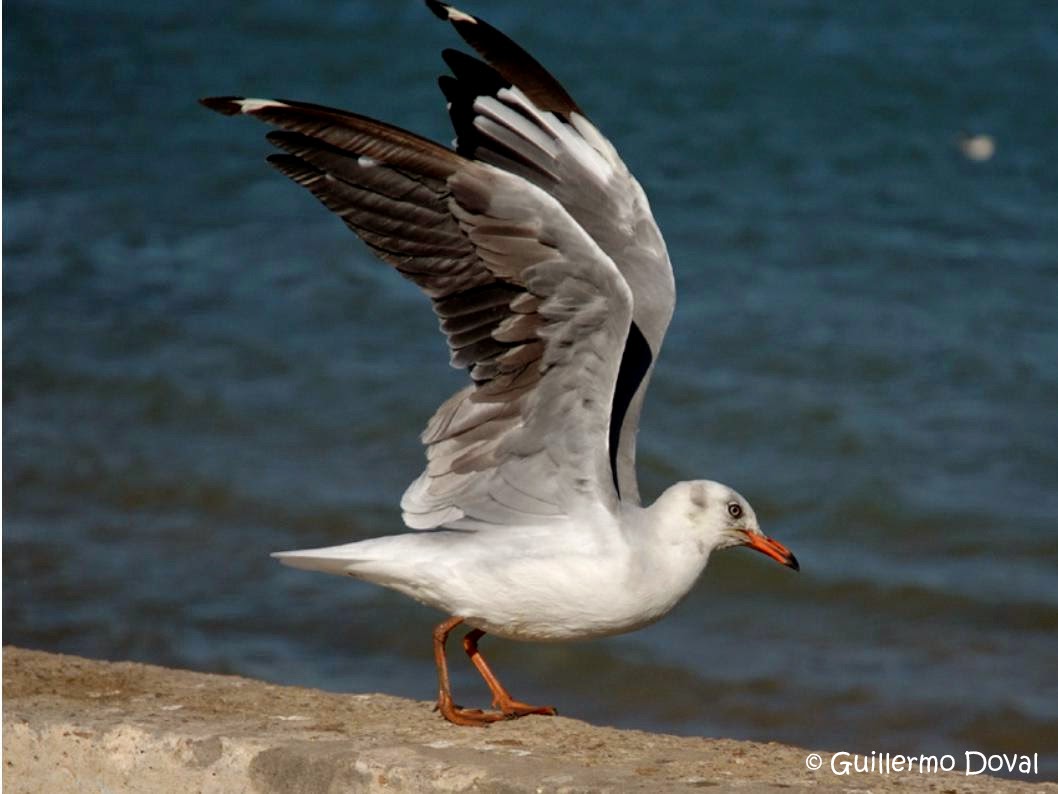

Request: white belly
left=348, top=528, right=702, bottom=642
left=277, top=515, right=710, bottom=643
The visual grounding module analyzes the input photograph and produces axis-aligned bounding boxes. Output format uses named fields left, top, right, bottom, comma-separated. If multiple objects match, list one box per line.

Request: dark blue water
left=6, top=0, right=1058, bottom=780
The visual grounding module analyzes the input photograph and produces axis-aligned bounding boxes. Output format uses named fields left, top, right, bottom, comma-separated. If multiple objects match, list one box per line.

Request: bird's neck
left=622, top=500, right=714, bottom=617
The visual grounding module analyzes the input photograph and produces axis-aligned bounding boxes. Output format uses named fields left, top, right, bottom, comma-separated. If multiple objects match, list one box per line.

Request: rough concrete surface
left=3, top=646, right=1053, bottom=793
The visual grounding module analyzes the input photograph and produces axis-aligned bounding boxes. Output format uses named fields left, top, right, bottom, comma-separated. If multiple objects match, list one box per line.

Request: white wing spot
left=237, top=98, right=289, bottom=113
left=446, top=6, right=477, bottom=24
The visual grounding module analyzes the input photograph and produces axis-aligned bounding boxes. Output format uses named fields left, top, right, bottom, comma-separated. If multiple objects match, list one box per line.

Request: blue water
left=5, top=0, right=1058, bottom=780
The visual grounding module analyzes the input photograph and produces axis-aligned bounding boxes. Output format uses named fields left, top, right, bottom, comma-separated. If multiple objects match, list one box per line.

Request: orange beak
left=741, top=531, right=799, bottom=571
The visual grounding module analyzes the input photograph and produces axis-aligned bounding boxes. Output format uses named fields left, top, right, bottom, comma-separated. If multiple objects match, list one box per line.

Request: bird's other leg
left=462, top=628, right=557, bottom=718
left=432, top=616, right=504, bottom=726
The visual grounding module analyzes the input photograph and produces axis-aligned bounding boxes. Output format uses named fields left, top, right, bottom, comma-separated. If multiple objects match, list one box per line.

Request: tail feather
left=272, top=545, right=365, bottom=576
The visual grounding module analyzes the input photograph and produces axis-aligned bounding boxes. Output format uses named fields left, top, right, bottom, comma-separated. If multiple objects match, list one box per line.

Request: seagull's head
left=657, top=480, right=799, bottom=571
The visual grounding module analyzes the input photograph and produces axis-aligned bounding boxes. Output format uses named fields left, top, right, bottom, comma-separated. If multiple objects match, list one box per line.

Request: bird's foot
left=494, top=696, right=558, bottom=718
left=435, top=698, right=556, bottom=725
left=436, top=700, right=506, bottom=727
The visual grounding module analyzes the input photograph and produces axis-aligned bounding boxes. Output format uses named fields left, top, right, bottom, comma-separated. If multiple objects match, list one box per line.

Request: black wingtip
left=425, top=0, right=451, bottom=22
left=199, top=96, right=245, bottom=115
left=265, top=152, right=298, bottom=169
left=424, top=0, right=581, bottom=118
left=265, top=153, right=318, bottom=183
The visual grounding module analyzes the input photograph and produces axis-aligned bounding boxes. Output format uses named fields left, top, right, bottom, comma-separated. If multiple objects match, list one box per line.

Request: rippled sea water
left=5, top=0, right=1058, bottom=780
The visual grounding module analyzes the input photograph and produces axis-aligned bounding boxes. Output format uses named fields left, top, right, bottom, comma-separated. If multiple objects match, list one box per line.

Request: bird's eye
left=727, top=502, right=743, bottom=519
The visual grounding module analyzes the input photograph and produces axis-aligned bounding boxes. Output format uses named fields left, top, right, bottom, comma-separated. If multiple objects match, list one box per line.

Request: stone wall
left=3, top=647, right=1052, bottom=793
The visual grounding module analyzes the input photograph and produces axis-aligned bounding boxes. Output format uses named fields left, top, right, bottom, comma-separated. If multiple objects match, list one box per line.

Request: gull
left=201, top=0, right=799, bottom=726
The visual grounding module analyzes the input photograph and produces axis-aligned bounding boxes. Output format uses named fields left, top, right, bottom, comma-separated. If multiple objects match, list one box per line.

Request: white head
left=651, top=480, right=798, bottom=570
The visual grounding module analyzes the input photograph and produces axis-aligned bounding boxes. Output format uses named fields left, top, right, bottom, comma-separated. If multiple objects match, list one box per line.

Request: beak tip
left=742, top=530, right=799, bottom=572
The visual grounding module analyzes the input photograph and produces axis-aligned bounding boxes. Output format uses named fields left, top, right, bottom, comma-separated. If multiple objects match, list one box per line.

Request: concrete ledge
left=3, top=646, right=1052, bottom=793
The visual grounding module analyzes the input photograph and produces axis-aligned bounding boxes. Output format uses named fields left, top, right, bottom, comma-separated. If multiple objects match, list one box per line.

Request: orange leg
left=462, top=628, right=557, bottom=718
left=432, top=617, right=556, bottom=726
left=433, top=616, right=504, bottom=726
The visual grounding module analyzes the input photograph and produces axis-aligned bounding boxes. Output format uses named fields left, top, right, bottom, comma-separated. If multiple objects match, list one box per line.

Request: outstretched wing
left=428, top=2, right=676, bottom=504
left=200, top=96, right=633, bottom=529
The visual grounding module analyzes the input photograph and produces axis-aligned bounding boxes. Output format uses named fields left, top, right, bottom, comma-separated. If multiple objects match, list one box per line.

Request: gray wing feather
left=402, top=166, right=633, bottom=527
left=202, top=95, right=632, bottom=529
left=431, top=9, right=677, bottom=503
